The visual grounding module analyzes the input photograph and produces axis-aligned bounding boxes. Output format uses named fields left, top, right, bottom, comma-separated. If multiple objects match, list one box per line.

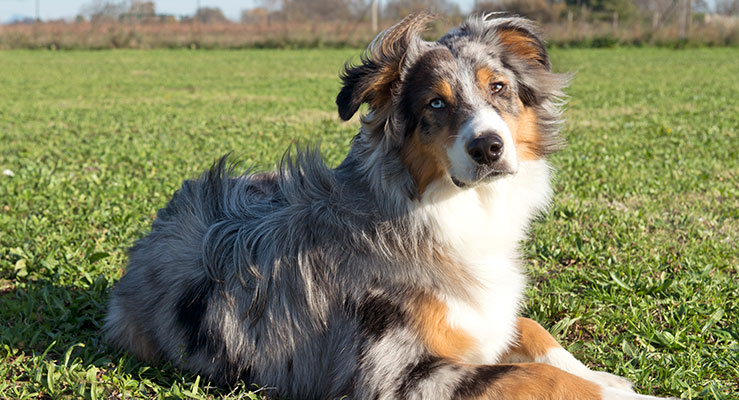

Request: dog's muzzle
left=466, top=132, right=503, bottom=167
left=451, top=132, right=516, bottom=187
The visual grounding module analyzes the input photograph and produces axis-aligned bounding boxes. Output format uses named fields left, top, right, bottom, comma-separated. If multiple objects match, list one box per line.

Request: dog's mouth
left=451, top=176, right=467, bottom=187
left=451, top=167, right=514, bottom=188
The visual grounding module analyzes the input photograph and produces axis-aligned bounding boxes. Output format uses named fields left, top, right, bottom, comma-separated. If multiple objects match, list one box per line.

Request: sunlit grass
left=0, top=48, right=737, bottom=399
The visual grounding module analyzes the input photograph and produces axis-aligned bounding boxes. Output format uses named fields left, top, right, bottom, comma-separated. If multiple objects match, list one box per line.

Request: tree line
left=1, top=0, right=737, bottom=49
left=72, top=0, right=739, bottom=25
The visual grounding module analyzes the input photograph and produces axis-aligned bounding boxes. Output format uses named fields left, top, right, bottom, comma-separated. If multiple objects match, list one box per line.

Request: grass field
left=0, top=47, right=737, bottom=399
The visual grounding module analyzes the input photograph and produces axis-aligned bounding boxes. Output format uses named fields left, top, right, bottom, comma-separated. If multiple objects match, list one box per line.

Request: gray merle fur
left=105, top=12, right=568, bottom=400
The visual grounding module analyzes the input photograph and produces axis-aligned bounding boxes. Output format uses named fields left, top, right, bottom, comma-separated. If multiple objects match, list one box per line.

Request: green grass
left=0, top=47, right=737, bottom=399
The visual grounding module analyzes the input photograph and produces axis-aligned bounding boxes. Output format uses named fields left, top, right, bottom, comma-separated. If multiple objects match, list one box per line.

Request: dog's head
left=337, top=12, right=567, bottom=196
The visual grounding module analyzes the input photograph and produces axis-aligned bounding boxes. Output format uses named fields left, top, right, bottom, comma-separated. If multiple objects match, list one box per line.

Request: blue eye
left=429, top=98, right=446, bottom=109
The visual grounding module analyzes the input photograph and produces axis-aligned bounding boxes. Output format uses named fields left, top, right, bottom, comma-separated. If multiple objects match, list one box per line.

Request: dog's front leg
left=501, top=317, right=637, bottom=392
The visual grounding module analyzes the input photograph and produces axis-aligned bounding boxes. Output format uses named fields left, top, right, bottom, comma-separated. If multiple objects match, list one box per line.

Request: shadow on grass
left=0, top=275, right=243, bottom=397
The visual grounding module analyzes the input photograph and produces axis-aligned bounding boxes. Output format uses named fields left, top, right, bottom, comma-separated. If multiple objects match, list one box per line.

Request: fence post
left=612, top=11, right=618, bottom=30
left=371, top=0, right=378, bottom=33
left=567, top=10, right=573, bottom=32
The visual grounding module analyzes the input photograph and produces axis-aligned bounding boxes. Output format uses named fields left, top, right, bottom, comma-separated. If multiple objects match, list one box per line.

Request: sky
left=0, top=0, right=476, bottom=23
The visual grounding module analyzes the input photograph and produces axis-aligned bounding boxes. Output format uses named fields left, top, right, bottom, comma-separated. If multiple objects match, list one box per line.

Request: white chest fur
left=416, top=160, right=552, bottom=364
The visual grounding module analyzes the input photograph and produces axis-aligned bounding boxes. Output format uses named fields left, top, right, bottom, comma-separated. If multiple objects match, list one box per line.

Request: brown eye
left=491, top=82, right=505, bottom=94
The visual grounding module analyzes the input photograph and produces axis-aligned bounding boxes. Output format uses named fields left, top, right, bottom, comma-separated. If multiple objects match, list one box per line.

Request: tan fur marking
left=508, top=317, right=561, bottom=360
left=433, top=80, right=455, bottom=104
left=498, top=30, right=546, bottom=66
left=512, top=107, right=542, bottom=161
left=410, top=293, right=475, bottom=361
left=476, top=68, right=495, bottom=90
left=476, top=68, right=511, bottom=99
left=474, top=363, right=602, bottom=400
left=366, top=65, right=400, bottom=110
left=401, top=128, right=448, bottom=196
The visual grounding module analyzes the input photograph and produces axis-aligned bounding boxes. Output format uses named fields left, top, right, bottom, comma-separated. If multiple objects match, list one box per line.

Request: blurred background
left=1, top=2, right=737, bottom=400
left=0, top=0, right=737, bottom=49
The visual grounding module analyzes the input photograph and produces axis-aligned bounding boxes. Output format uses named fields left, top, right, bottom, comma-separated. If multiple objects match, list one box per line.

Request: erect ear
left=336, top=11, right=435, bottom=121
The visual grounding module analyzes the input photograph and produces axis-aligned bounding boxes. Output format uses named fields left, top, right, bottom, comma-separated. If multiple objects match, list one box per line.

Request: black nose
left=466, top=133, right=504, bottom=166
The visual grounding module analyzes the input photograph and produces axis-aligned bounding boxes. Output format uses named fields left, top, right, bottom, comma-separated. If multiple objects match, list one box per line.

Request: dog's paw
left=536, top=348, right=678, bottom=398
left=538, top=348, right=635, bottom=391
left=586, top=370, right=635, bottom=392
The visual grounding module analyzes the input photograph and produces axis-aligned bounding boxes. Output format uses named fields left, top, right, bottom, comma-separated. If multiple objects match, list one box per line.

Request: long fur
left=105, top=12, right=668, bottom=400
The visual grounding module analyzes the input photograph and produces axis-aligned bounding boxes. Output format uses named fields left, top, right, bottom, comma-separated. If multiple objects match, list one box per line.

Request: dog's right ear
left=336, top=11, right=434, bottom=121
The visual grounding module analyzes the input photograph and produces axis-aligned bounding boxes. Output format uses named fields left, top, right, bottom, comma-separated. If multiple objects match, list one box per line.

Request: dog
left=105, top=12, right=673, bottom=400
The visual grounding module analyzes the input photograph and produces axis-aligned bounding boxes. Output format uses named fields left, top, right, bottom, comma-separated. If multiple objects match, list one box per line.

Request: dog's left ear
left=490, top=18, right=567, bottom=107
left=445, top=16, right=562, bottom=107
left=336, top=11, right=435, bottom=121
left=495, top=22, right=550, bottom=71
left=492, top=19, right=557, bottom=106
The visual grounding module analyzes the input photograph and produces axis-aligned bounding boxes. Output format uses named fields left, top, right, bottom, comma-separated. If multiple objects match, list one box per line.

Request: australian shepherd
left=105, top=12, right=673, bottom=400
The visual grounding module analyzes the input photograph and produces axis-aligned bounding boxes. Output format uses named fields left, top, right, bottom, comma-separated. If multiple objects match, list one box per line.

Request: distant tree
left=474, top=0, right=560, bottom=22
left=9, top=16, right=36, bottom=25
left=242, top=7, right=269, bottom=23
left=562, top=0, right=638, bottom=21
left=563, top=0, right=631, bottom=10
left=129, top=1, right=155, bottom=17
left=195, top=7, right=228, bottom=23
left=258, top=0, right=285, bottom=13
left=81, top=0, right=125, bottom=23
left=251, top=0, right=370, bottom=20
left=598, top=0, right=637, bottom=20
left=284, top=0, right=352, bottom=21
left=345, top=0, right=373, bottom=19
left=716, top=0, right=739, bottom=15
left=563, top=0, right=600, bottom=6
left=383, top=0, right=460, bottom=19
left=635, top=0, right=713, bottom=28
left=635, top=0, right=673, bottom=27
left=692, top=0, right=710, bottom=13
left=123, top=1, right=157, bottom=23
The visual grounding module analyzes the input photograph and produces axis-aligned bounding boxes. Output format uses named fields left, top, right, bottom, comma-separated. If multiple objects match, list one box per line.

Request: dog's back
left=106, top=156, right=367, bottom=397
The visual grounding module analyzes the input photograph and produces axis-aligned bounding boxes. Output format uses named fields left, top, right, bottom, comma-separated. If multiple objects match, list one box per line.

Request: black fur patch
left=202, top=156, right=242, bottom=224
left=395, top=354, right=443, bottom=399
left=176, top=279, right=214, bottom=355
left=399, top=48, right=458, bottom=138
left=337, top=60, right=381, bottom=121
left=518, top=84, right=541, bottom=107
left=451, top=364, right=517, bottom=399
left=357, top=294, right=405, bottom=339
left=240, top=365, right=253, bottom=381
left=338, top=374, right=357, bottom=399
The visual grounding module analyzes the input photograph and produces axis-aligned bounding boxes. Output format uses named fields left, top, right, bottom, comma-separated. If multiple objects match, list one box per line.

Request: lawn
left=0, top=47, right=737, bottom=399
